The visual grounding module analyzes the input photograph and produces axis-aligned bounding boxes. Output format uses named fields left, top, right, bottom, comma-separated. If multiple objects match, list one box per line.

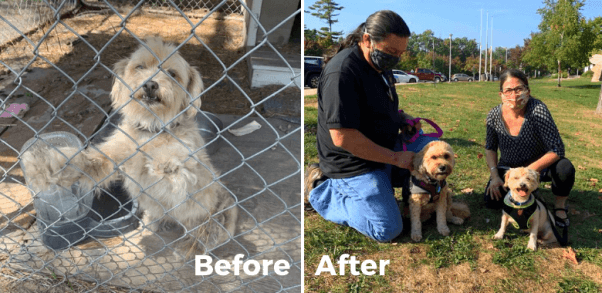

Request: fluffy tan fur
left=21, top=37, right=238, bottom=256
left=493, top=167, right=557, bottom=251
left=409, top=140, right=466, bottom=242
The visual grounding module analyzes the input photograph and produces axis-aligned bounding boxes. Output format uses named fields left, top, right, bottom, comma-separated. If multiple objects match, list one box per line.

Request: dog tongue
left=517, top=189, right=529, bottom=197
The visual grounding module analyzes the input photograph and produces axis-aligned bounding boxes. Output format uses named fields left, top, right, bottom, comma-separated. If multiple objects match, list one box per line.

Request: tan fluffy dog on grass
left=408, top=141, right=469, bottom=242
left=493, top=167, right=557, bottom=251
left=22, top=37, right=238, bottom=256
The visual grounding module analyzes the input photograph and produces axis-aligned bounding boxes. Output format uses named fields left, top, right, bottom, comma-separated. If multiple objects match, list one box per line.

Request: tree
left=507, top=45, right=526, bottom=71
left=590, top=17, right=602, bottom=52
left=307, top=0, right=344, bottom=42
left=582, top=17, right=602, bottom=59
left=463, top=56, right=480, bottom=77
left=397, top=52, right=418, bottom=71
left=523, top=32, right=555, bottom=75
left=535, top=0, right=586, bottom=87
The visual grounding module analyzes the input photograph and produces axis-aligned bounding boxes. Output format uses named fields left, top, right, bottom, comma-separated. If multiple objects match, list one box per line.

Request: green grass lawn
left=304, top=78, right=602, bottom=292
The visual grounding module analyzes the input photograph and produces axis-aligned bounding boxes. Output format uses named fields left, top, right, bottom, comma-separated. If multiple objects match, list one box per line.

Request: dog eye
left=168, top=70, right=177, bottom=78
left=444, top=154, right=450, bottom=159
left=431, top=155, right=437, bottom=160
left=136, top=65, right=145, bottom=70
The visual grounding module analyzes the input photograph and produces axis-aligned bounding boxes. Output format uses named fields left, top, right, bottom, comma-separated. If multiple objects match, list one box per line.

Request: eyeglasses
left=501, top=86, right=527, bottom=95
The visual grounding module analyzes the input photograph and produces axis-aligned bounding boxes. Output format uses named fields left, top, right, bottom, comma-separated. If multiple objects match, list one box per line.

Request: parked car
left=392, top=70, right=419, bottom=83
left=413, top=68, right=444, bottom=82
left=437, top=72, right=448, bottom=82
left=304, top=56, right=323, bottom=88
left=451, top=73, right=474, bottom=82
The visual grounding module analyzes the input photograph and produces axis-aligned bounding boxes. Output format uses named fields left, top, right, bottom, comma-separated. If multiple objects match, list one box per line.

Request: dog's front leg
left=146, top=152, right=198, bottom=192
left=73, top=137, right=132, bottom=192
left=527, top=212, right=540, bottom=251
left=435, top=195, right=450, bottom=236
left=22, top=145, right=93, bottom=192
left=409, top=195, right=423, bottom=242
left=493, top=213, right=510, bottom=239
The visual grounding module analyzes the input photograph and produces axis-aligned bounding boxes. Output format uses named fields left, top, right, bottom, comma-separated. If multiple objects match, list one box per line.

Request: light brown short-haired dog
left=493, top=167, right=557, bottom=251
left=22, top=37, right=238, bottom=255
left=408, top=140, right=468, bottom=242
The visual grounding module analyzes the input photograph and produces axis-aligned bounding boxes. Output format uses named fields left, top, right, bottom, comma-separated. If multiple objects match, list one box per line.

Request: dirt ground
left=0, top=10, right=301, bottom=166
left=0, top=9, right=300, bottom=292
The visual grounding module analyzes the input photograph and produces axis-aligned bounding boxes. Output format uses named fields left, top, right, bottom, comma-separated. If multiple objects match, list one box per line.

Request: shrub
left=550, top=72, right=569, bottom=79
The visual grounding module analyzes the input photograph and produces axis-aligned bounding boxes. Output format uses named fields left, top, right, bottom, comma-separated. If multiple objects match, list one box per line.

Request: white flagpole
left=479, top=9, right=482, bottom=81
left=484, top=11, right=488, bottom=81
left=490, top=17, right=493, bottom=80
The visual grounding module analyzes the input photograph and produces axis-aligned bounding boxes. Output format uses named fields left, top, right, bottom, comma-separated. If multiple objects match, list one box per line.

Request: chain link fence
left=0, top=0, right=301, bottom=292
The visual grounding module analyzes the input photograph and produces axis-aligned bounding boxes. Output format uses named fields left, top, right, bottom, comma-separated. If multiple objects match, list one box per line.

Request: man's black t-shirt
left=316, top=45, right=400, bottom=179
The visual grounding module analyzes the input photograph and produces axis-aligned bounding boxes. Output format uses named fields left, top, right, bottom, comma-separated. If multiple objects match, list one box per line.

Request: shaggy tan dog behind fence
left=493, top=167, right=557, bottom=251
left=21, top=37, right=238, bottom=256
left=408, top=140, right=469, bottom=242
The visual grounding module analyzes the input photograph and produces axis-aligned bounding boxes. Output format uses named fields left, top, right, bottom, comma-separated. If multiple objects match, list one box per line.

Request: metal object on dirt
left=20, top=132, right=139, bottom=250
left=196, top=111, right=224, bottom=155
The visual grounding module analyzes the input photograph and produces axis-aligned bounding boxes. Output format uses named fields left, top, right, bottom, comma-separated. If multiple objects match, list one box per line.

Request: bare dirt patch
left=305, top=100, right=317, bottom=108
left=304, top=87, right=316, bottom=96
left=355, top=243, right=602, bottom=293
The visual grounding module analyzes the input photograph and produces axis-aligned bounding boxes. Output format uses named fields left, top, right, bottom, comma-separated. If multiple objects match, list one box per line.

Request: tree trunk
left=557, top=60, right=562, bottom=87
left=596, top=85, right=602, bottom=116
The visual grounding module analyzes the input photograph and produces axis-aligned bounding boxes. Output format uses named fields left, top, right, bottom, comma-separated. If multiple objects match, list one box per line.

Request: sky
left=303, top=0, right=602, bottom=50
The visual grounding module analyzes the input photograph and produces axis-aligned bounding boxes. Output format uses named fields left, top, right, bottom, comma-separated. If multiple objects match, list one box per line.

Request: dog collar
left=503, top=192, right=535, bottom=209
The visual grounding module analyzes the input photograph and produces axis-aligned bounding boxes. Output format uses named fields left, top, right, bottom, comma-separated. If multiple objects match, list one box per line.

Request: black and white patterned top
left=485, top=97, right=565, bottom=168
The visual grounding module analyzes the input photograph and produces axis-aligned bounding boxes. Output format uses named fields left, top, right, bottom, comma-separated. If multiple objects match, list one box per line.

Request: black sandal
left=553, top=207, right=570, bottom=228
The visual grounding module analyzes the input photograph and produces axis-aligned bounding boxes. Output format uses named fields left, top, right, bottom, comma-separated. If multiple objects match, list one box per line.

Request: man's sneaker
left=304, top=163, right=324, bottom=212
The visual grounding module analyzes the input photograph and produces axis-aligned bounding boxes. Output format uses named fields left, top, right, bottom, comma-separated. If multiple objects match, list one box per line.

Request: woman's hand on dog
left=393, top=151, right=415, bottom=171
left=487, top=176, right=506, bottom=201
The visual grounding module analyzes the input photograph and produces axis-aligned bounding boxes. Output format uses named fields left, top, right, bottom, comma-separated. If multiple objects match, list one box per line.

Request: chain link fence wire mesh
left=0, top=0, right=301, bottom=292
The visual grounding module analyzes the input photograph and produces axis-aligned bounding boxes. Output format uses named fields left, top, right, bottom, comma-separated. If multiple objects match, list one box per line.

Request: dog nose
left=143, top=80, right=159, bottom=95
left=438, top=165, right=447, bottom=172
left=520, top=183, right=527, bottom=189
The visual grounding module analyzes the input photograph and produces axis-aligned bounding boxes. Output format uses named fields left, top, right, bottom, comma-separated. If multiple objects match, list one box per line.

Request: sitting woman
left=484, top=69, right=575, bottom=228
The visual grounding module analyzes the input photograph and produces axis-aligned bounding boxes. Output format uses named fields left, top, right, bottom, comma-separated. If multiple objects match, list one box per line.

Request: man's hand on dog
left=487, top=176, right=506, bottom=201
left=394, top=151, right=415, bottom=171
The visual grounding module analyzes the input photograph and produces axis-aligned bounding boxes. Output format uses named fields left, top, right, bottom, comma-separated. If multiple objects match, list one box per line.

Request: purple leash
left=401, top=116, right=444, bottom=152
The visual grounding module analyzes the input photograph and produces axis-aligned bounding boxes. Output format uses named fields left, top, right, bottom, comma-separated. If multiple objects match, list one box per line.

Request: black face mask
left=370, top=43, right=400, bottom=72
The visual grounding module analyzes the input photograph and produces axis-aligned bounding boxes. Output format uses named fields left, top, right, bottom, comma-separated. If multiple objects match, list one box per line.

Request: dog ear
left=110, top=58, right=130, bottom=108
left=503, top=169, right=511, bottom=188
left=530, top=168, right=540, bottom=183
left=412, top=143, right=428, bottom=172
left=113, top=58, right=128, bottom=77
left=448, top=146, right=455, bottom=167
left=186, top=66, right=204, bottom=117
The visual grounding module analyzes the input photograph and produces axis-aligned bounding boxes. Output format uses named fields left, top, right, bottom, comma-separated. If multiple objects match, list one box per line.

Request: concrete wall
left=257, top=0, right=299, bottom=46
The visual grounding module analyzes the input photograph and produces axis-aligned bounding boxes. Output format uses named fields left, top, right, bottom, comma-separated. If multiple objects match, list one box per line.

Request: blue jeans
left=309, top=169, right=403, bottom=242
